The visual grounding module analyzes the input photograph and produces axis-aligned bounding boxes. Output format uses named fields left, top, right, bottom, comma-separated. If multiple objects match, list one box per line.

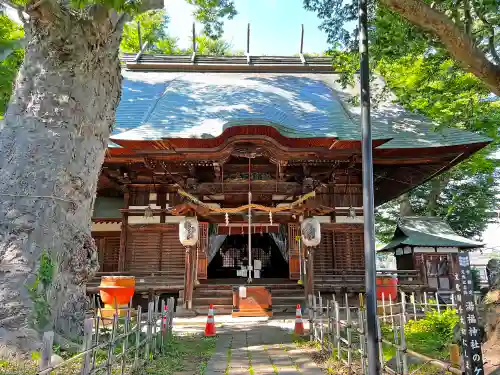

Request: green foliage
left=138, top=335, right=216, bottom=375
left=187, top=35, right=235, bottom=56
left=186, top=0, right=237, bottom=39
left=327, top=48, right=500, bottom=244
left=470, top=268, right=482, bottom=291
left=0, top=13, right=24, bottom=118
left=304, top=0, right=500, bottom=75
left=120, top=10, right=179, bottom=54
left=404, top=309, right=459, bottom=359
left=26, top=251, right=54, bottom=331
left=368, top=52, right=499, bottom=243
left=382, top=309, right=459, bottom=360
left=406, top=309, right=459, bottom=340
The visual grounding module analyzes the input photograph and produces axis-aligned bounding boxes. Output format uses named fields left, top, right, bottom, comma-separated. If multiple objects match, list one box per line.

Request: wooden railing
left=314, top=269, right=424, bottom=291
left=86, top=271, right=185, bottom=293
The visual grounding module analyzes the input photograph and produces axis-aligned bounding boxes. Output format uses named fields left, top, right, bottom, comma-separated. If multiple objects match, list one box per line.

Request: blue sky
left=164, top=0, right=330, bottom=55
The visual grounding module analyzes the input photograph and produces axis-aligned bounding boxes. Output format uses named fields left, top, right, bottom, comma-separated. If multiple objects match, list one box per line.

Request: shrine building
left=87, top=52, right=490, bottom=314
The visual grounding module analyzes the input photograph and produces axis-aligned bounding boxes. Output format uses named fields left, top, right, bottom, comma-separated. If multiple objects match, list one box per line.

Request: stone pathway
left=205, top=323, right=323, bottom=375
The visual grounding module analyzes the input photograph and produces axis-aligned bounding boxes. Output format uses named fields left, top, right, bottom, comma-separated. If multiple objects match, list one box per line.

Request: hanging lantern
left=269, top=211, right=273, bottom=225
left=301, top=217, right=321, bottom=247
left=225, top=213, right=229, bottom=226
left=179, top=217, right=199, bottom=247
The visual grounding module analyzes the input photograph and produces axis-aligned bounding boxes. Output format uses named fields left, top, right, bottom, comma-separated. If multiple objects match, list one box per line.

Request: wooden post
left=382, top=292, right=386, bottom=323
left=400, top=291, right=406, bottom=324
left=145, top=301, right=154, bottom=360
left=106, top=315, right=118, bottom=375
left=312, top=295, right=317, bottom=341
left=334, top=300, right=341, bottom=361
left=159, top=190, right=166, bottom=224
left=411, top=292, right=417, bottom=320
left=346, top=296, right=352, bottom=370
left=308, top=294, right=313, bottom=342
left=92, top=315, right=101, bottom=369
left=39, top=331, right=54, bottom=372
left=246, top=23, right=250, bottom=55
left=400, top=313, right=409, bottom=375
left=358, top=308, right=367, bottom=374
left=134, top=306, right=142, bottom=369
left=183, top=246, right=194, bottom=309
left=391, top=310, right=401, bottom=374
left=137, top=21, right=143, bottom=50
left=167, top=297, right=174, bottom=334
left=389, top=294, right=394, bottom=325
left=306, top=247, right=314, bottom=296
left=376, top=317, right=384, bottom=372
left=120, top=302, right=131, bottom=375
left=81, top=318, right=94, bottom=375
left=319, top=293, right=324, bottom=349
left=152, top=296, right=158, bottom=354
left=118, top=189, right=130, bottom=271
left=300, top=24, right=304, bottom=54
left=192, top=22, right=196, bottom=52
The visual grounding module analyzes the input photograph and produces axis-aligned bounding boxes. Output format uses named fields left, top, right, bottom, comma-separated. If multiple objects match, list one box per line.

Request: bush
left=404, top=308, right=459, bottom=359
left=406, top=309, right=459, bottom=341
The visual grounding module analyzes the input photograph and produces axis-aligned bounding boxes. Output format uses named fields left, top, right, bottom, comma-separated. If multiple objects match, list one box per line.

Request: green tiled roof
left=110, top=71, right=491, bottom=149
left=380, top=216, right=483, bottom=251
left=92, top=197, right=123, bottom=219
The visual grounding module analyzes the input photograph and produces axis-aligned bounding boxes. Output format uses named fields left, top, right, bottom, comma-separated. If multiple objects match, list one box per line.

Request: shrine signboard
left=454, top=252, right=484, bottom=375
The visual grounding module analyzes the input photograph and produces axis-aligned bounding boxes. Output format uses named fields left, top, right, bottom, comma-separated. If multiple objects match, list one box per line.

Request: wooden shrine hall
left=87, top=52, right=490, bottom=314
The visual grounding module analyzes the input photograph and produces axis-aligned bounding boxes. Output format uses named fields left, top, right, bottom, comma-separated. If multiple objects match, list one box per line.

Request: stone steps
left=192, top=281, right=304, bottom=315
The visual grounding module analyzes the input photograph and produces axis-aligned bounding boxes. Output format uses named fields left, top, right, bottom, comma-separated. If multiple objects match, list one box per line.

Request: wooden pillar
left=159, top=190, right=166, bottom=224
left=118, top=189, right=130, bottom=271
left=305, top=247, right=314, bottom=297
left=184, top=246, right=195, bottom=309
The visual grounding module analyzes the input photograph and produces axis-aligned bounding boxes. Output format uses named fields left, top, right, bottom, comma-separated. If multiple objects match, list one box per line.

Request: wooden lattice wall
left=314, top=223, right=365, bottom=273
left=124, top=224, right=185, bottom=273
left=93, top=232, right=121, bottom=272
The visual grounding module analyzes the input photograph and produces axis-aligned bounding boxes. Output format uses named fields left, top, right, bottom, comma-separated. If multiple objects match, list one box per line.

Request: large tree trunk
left=397, top=193, right=413, bottom=216
left=426, top=175, right=450, bottom=216
left=0, top=3, right=123, bottom=354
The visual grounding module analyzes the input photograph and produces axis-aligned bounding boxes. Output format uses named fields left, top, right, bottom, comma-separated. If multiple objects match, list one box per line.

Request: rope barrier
left=176, top=188, right=316, bottom=213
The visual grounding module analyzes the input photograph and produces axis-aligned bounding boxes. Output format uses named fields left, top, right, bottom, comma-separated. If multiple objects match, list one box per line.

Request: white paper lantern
left=301, top=217, right=321, bottom=247
left=179, top=217, right=199, bottom=246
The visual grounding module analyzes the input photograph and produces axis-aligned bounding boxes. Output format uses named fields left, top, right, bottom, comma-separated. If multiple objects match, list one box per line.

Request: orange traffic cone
left=294, top=304, right=305, bottom=336
left=204, top=304, right=216, bottom=337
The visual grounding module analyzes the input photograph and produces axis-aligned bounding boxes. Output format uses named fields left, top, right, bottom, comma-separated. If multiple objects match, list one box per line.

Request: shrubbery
left=404, top=308, right=459, bottom=359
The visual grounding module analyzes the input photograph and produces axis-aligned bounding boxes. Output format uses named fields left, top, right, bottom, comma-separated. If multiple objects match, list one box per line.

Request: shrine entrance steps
left=192, top=279, right=305, bottom=316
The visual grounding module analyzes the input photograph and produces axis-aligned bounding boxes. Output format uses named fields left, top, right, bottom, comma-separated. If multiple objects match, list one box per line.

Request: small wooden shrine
left=379, top=216, right=483, bottom=291
left=88, top=52, right=490, bottom=313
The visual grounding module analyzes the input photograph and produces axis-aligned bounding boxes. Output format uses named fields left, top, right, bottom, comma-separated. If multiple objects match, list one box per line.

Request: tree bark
left=426, top=174, right=450, bottom=216
left=380, top=0, right=500, bottom=96
left=398, top=193, right=414, bottom=216
left=0, top=3, right=123, bottom=354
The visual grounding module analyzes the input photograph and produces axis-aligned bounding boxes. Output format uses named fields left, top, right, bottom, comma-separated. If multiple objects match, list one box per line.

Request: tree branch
left=463, top=0, right=471, bottom=37
left=474, top=5, right=500, bottom=66
left=381, top=0, right=500, bottom=96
